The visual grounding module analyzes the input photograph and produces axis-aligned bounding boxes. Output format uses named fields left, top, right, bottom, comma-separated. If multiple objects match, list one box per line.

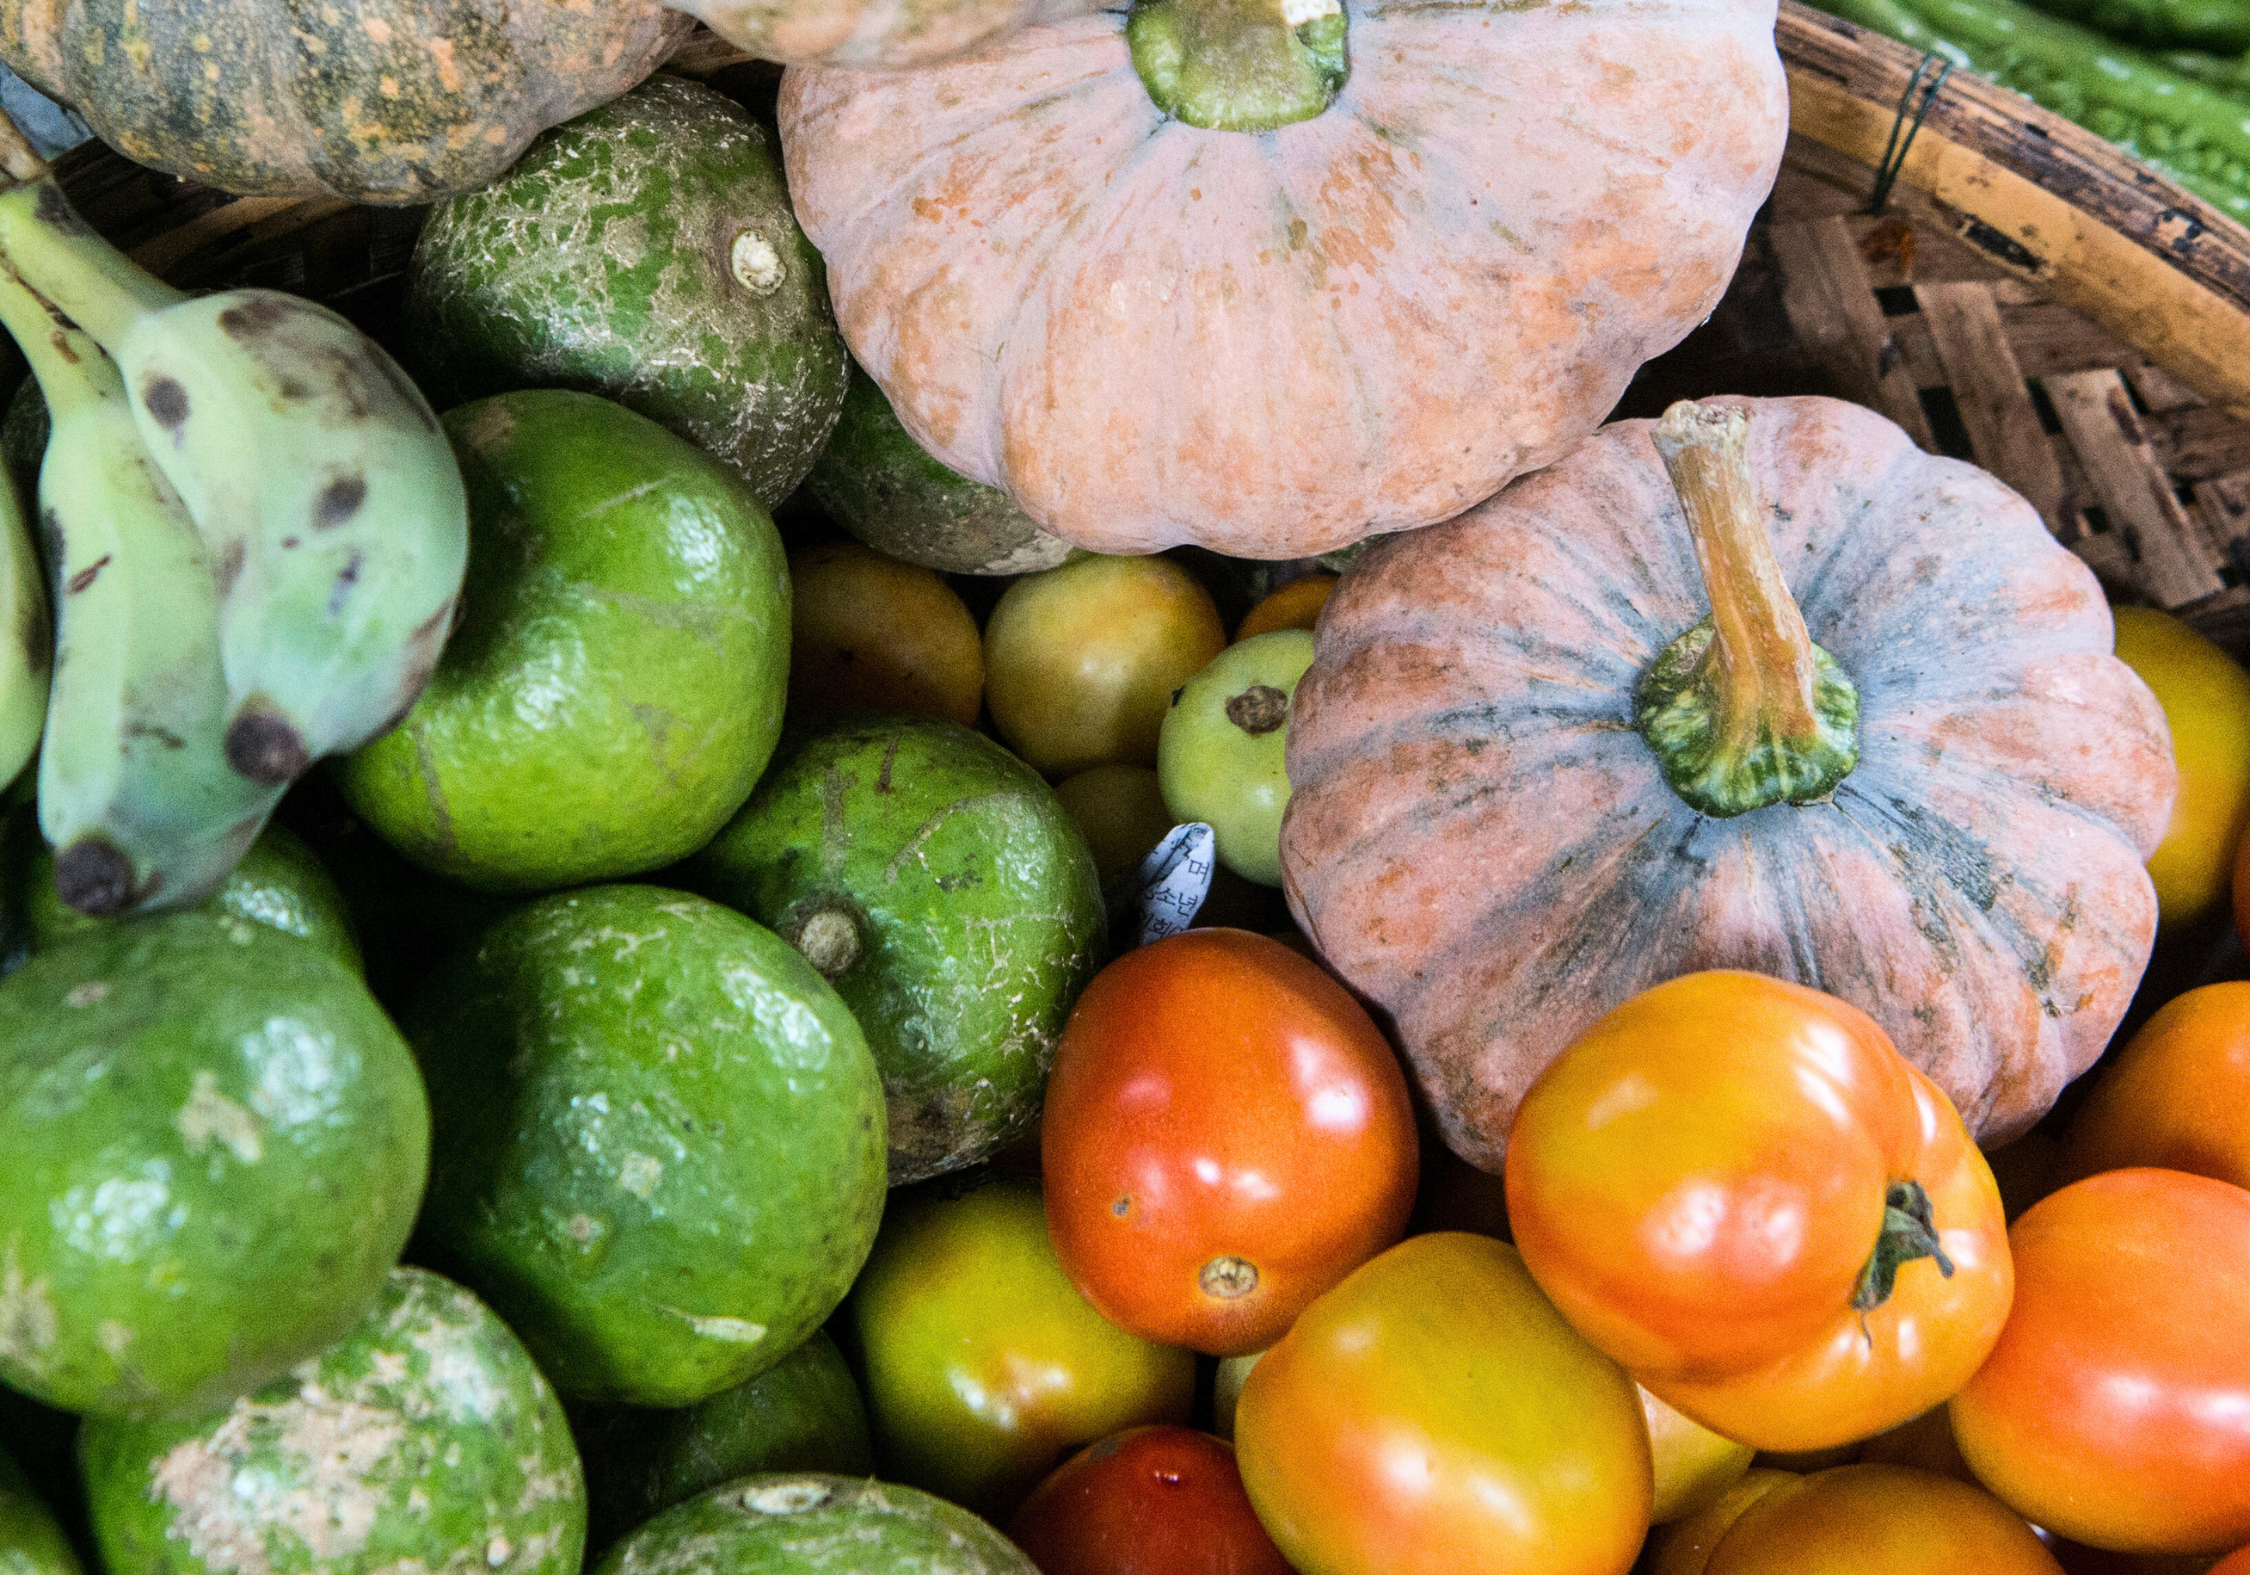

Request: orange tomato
left=1703, top=1464, right=2062, bottom=1575
left=2110, top=606, right=2250, bottom=931
left=1041, top=929, right=1418, bottom=1356
left=1643, top=1385, right=1756, bottom=1524
left=984, top=553, right=1225, bottom=778
left=1234, top=1232, right=1652, bottom=1575
left=1951, top=1169, right=2250, bottom=1556
left=787, top=542, right=984, bottom=727
left=2059, top=982, right=2250, bottom=1191
left=1503, top=971, right=2013, bottom=1452
left=1235, top=574, right=1337, bottom=641
left=1646, top=1469, right=1799, bottom=1575
left=2208, top=1547, right=2250, bottom=1575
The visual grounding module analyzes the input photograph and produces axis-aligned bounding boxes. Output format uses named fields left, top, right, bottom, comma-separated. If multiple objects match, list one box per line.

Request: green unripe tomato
left=846, top=1175, right=1195, bottom=1523
left=1156, top=631, right=1317, bottom=887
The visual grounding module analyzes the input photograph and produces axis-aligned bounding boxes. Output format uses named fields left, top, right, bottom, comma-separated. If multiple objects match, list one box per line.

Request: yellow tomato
left=1646, top=1470, right=1799, bottom=1575
left=1235, top=1232, right=1651, bottom=1575
left=847, top=1174, right=1196, bottom=1521
left=2059, top=981, right=2250, bottom=1192
left=1054, top=764, right=1176, bottom=903
left=2110, top=606, right=2250, bottom=930
left=984, top=554, right=1225, bottom=778
left=1645, top=1386, right=1757, bottom=1524
left=1236, top=574, right=1338, bottom=641
left=787, top=542, right=984, bottom=727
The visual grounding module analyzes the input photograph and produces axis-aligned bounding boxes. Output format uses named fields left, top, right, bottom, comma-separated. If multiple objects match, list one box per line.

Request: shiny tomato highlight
left=1041, top=928, right=1418, bottom=1356
left=1503, top=970, right=2013, bottom=1452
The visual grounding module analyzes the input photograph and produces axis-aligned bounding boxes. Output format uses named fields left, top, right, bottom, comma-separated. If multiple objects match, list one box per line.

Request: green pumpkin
left=0, top=1, right=692, bottom=202
left=80, top=1268, right=584, bottom=1575
left=407, top=76, right=849, bottom=506
left=689, top=714, right=1107, bottom=1184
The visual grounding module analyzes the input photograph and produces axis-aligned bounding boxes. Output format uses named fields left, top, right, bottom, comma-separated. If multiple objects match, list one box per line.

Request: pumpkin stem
left=0, top=107, right=50, bottom=189
left=1636, top=400, right=1860, bottom=818
left=1850, top=1179, right=1955, bottom=1323
left=1129, top=0, right=1349, bottom=133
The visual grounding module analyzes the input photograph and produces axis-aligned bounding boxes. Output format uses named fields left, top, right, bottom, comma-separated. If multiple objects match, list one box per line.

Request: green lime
left=0, top=913, right=429, bottom=1418
left=0, top=1445, right=80, bottom=1575
left=577, top=1328, right=873, bottom=1550
left=1, top=809, right=360, bottom=976
left=1156, top=630, right=1315, bottom=886
left=80, top=1267, right=583, bottom=1575
left=405, top=884, right=887, bottom=1408
left=690, top=715, right=1106, bottom=1184
left=335, top=390, right=790, bottom=894
left=589, top=1475, right=1033, bottom=1575
left=407, top=75, right=848, bottom=506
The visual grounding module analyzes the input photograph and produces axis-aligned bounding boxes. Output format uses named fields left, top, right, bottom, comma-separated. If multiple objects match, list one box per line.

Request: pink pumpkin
left=670, top=0, right=1098, bottom=69
left=1281, top=397, right=2176, bottom=1170
left=777, top=0, right=1789, bottom=558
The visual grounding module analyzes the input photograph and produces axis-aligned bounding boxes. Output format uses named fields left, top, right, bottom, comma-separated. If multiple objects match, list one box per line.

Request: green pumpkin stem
left=1636, top=400, right=1860, bottom=818
left=1129, top=0, right=1349, bottom=132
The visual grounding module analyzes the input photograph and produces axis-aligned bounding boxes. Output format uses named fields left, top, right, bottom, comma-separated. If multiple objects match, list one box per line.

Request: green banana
left=0, top=266, right=284, bottom=915
left=0, top=385, right=45, bottom=800
left=0, top=142, right=467, bottom=787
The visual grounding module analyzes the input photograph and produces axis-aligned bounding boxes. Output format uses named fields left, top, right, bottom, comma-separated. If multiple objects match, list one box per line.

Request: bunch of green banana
left=0, top=394, right=44, bottom=801
left=0, top=116, right=467, bottom=915
left=0, top=266, right=285, bottom=915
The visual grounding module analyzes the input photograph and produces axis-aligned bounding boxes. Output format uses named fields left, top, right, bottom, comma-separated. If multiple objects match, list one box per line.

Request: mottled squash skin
left=1281, top=396, right=2175, bottom=1170
left=674, top=0, right=1098, bottom=70
left=778, top=0, right=1788, bottom=558
left=0, top=1, right=693, bottom=203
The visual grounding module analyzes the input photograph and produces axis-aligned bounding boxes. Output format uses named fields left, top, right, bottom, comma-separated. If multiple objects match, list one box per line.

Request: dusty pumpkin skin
left=776, top=0, right=1788, bottom=558
left=0, top=1, right=692, bottom=204
left=1281, top=396, right=2176, bottom=1170
left=407, top=76, right=849, bottom=507
left=688, top=714, right=1108, bottom=1184
left=79, top=1268, right=584, bottom=1575
left=671, top=0, right=1098, bottom=70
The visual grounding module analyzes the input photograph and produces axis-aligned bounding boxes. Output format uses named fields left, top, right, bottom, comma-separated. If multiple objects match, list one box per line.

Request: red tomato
left=2209, top=1547, right=2250, bottom=1575
left=2059, top=982, right=2250, bottom=1191
left=1234, top=1232, right=1652, bottom=1575
left=1703, top=1464, right=2062, bottom=1575
left=1006, top=1426, right=1293, bottom=1575
left=1041, top=928, right=1418, bottom=1356
left=1503, top=970, right=2013, bottom=1452
left=1950, top=1169, right=2250, bottom=1556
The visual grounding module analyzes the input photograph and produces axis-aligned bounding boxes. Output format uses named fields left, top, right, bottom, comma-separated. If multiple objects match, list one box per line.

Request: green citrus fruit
left=80, top=1266, right=583, bottom=1575
left=405, top=884, right=886, bottom=1408
left=335, top=389, right=790, bottom=894
left=590, top=1475, right=1034, bottom=1575
left=0, top=1445, right=80, bottom=1575
left=1156, top=630, right=1316, bottom=887
left=0, top=913, right=429, bottom=1418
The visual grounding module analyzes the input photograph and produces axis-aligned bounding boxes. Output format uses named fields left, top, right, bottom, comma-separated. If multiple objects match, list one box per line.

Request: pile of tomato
left=804, top=547, right=2250, bottom=1575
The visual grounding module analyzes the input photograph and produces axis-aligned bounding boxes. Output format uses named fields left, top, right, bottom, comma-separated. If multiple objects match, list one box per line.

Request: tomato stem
left=1851, top=1179, right=1955, bottom=1318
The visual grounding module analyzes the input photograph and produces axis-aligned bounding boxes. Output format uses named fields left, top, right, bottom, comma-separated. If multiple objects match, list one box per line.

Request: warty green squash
left=1279, top=397, right=2177, bottom=1170
left=0, top=0, right=693, bottom=202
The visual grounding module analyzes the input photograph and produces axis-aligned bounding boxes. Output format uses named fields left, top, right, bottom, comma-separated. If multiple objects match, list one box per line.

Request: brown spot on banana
left=142, top=376, right=190, bottom=435
left=215, top=538, right=246, bottom=597
left=53, top=838, right=135, bottom=916
left=217, top=296, right=292, bottom=339
left=224, top=707, right=310, bottom=786
left=316, top=475, right=367, bottom=528
left=65, top=554, right=108, bottom=594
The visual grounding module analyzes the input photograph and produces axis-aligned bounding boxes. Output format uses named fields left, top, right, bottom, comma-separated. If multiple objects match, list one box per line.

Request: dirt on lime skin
left=0, top=912, right=429, bottom=1420
left=592, top=1475, right=1034, bottom=1575
left=575, top=1328, right=873, bottom=1551
left=334, top=390, right=791, bottom=896
left=404, top=884, right=887, bottom=1410
left=407, top=74, right=847, bottom=506
left=688, top=714, right=1107, bottom=1185
left=79, top=1267, right=584, bottom=1575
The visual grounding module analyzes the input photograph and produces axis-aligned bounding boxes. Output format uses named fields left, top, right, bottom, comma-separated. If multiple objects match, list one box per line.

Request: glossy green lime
left=405, top=884, right=887, bottom=1409
left=1156, top=630, right=1315, bottom=886
left=335, top=390, right=791, bottom=894
left=577, top=1329, right=873, bottom=1549
left=0, top=1445, right=81, bottom=1575
left=803, top=365, right=1067, bottom=576
left=407, top=75, right=846, bottom=506
left=0, top=913, right=429, bottom=1419
left=589, top=1475, right=1033, bottom=1575
left=80, top=1267, right=583, bottom=1575
left=1, top=810, right=360, bottom=976
left=690, top=715, right=1106, bottom=1184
